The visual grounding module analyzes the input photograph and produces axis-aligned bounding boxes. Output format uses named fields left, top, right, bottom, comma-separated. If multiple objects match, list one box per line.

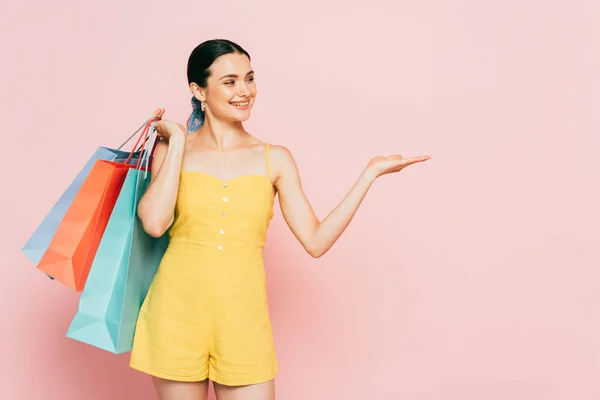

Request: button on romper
left=130, top=144, right=278, bottom=386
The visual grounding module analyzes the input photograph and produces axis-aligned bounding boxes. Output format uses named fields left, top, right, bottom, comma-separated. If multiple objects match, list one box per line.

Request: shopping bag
left=21, top=117, right=156, bottom=266
left=66, top=124, right=168, bottom=353
left=36, top=118, right=159, bottom=291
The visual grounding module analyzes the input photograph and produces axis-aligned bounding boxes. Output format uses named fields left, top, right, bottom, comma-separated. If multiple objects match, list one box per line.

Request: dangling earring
left=201, top=102, right=206, bottom=112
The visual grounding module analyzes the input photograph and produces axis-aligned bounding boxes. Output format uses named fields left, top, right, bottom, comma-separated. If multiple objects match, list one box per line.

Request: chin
left=239, top=113, right=252, bottom=122
left=231, top=110, right=252, bottom=122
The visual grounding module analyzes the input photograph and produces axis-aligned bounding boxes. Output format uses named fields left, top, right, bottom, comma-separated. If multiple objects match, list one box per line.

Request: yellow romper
left=129, top=144, right=278, bottom=386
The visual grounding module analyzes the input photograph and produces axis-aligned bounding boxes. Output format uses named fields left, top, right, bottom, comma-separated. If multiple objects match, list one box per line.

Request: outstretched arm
left=271, top=145, right=430, bottom=258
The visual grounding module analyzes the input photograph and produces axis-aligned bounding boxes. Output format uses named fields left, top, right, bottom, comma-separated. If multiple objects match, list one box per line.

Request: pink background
left=1, top=0, right=599, bottom=399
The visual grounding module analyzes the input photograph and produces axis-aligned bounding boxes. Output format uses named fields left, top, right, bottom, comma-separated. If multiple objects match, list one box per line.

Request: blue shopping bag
left=21, top=118, right=156, bottom=266
left=65, top=124, right=169, bottom=353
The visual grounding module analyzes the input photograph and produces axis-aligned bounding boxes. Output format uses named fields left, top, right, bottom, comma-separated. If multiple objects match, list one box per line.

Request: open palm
left=368, top=154, right=431, bottom=178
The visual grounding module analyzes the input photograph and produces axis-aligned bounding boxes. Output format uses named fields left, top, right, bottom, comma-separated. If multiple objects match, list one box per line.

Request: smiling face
left=191, top=52, right=257, bottom=124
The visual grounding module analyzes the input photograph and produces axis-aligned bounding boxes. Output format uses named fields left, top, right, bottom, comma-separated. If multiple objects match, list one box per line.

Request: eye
left=247, top=76, right=255, bottom=82
left=224, top=80, right=235, bottom=85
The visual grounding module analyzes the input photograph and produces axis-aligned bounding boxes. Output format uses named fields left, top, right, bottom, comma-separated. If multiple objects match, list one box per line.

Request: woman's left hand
left=365, top=154, right=431, bottom=179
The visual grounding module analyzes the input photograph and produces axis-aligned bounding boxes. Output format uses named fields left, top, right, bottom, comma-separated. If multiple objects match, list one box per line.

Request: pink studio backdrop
left=1, top=0, right=599, bottom=399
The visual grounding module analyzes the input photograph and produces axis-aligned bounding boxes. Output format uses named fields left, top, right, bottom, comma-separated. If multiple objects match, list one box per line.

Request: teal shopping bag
left=66, top=125, right=168, bottom=353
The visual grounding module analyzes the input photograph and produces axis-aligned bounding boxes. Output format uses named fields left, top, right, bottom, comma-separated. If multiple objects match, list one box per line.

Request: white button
left=222, top=212, right=227, bottom=217
left=220, top=229, right=225, bottom=234
left=217, top=245, right=223, bottom=250
left=222, top=183, right=227, bottom=188
left=222, top=197, right=228, bottom=202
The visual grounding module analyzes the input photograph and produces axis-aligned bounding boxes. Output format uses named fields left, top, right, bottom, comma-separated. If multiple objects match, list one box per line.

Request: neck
left=198, top=115, right=246, bottom=151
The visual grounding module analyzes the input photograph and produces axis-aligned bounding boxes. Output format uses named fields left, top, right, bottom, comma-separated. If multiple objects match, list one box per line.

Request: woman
left=129, top=39, right=430, bottom=400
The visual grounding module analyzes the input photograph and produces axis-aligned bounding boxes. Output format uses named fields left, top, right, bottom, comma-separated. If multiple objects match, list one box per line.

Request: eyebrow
left=219, top=70, right=254, bottom=80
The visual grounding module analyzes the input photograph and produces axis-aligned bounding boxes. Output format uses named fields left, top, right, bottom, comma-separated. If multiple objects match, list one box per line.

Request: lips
left=230, top=100, right=251, bottom=111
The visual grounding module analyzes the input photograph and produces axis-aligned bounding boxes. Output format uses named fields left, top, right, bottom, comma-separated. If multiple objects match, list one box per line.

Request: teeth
left=231, top=102, right=249, bottom=106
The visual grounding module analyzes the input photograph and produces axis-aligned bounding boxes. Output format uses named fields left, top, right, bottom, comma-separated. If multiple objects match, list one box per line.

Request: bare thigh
left=214, top=379, right=275, bottom=400
left=152, top=376, right=210, bottom=400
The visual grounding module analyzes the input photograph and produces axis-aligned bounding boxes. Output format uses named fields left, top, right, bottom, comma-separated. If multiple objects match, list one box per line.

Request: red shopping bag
left=37, top=118, right=159, bottom=291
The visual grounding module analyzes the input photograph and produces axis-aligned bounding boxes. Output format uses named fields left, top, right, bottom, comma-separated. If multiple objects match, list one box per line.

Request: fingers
left=400, top=155, right=431, bottom=166
left=151, top=108, right=166, bottom=118
left=387, top=155, right=430, bottom=172
left=154, top=120, right=169, bottom=136
left=376, top=154, right=430, bottom=175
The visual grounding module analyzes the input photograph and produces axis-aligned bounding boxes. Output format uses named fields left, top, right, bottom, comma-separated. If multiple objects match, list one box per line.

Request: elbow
left=137, top=209, right=168, bottom=238
left=309, top=251, right=324, bottom=258
left=306, top=243, right=326, bottom=258
left=144, top=223, right=167, bottom=238
left=140, top=217, right=167, bottom=238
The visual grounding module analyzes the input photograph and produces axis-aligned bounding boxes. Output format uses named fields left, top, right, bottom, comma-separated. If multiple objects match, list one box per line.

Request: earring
left=200, top=102, right=206, bottom=112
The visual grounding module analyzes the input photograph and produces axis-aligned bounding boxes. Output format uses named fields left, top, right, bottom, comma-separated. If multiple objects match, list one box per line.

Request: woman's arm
left=272, top=146, right=375, bottom=258
left=272, top=145, right=430, bottom=258
left=137, top=123, right=187, bottom=238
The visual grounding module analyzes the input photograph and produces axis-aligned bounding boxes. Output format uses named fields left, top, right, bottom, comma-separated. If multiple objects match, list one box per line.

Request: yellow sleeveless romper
left=129, top=144, right=278, bottom=386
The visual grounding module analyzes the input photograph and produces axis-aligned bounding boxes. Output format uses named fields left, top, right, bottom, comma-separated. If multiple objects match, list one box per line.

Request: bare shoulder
left=269, top=144, right=294, bottom=161
left=246, top=135, right=293, bottom=164
left=269, top=144, right=296, bottom=169
left=269, top=144, right=301, bottom=186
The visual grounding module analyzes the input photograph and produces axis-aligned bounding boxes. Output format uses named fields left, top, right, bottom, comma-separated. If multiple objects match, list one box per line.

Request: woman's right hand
left=150, top=108, right=186, bottom=141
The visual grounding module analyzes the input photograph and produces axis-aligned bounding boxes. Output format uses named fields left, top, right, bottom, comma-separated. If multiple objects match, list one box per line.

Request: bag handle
left=116, top=116, right=161, bottom=151
left=123, top=117, right=161, bottom=166
left=140, top=122, right=158, bottom=177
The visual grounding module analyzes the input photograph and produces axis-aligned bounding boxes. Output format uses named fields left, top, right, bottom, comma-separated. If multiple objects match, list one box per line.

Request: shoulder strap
left=265, top=143, right=271, bottom=179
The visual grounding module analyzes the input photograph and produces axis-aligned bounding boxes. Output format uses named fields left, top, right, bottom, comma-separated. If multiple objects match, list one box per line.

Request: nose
left=238, top=81, right=251, bottom=97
